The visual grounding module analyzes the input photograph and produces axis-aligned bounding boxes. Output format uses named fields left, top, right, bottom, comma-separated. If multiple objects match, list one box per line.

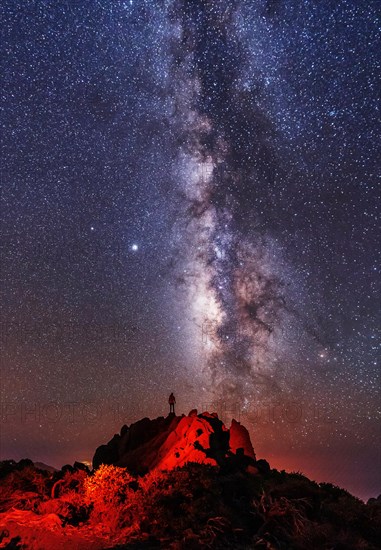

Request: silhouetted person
left=168, top=392, right=176, bottom=415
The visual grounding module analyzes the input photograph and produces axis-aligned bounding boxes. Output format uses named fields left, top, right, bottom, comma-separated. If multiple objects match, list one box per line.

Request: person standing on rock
left=168, top=392, right=176, bottom=415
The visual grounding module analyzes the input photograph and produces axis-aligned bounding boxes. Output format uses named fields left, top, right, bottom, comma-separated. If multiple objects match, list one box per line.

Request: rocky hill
left=93, top=410, right=257, bottom=474
left=0, top=412, right=380, bottom=549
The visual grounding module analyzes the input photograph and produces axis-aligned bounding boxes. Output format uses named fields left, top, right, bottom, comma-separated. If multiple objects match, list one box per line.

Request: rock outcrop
left=93, top=411, right=257, bottom=474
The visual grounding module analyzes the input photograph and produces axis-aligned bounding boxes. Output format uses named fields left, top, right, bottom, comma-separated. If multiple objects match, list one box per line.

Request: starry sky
left=1, top=0, right=380, bottom=501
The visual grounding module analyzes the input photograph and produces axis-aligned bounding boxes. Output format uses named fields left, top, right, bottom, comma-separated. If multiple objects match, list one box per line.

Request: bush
left=84, top=464, right=140, bottom=535
left=50, top=468, right=87, bottom=498
left=0, top=463, right=50, bottom=512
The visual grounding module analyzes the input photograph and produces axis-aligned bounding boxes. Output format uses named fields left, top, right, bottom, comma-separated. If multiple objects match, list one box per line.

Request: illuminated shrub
left=138, top=469, right=165, bottom=494
left=51, top=468, right=87, bottom=498
left=0, top=462, right=50, bottom=512
left=84, top=464, right=139, bottom=534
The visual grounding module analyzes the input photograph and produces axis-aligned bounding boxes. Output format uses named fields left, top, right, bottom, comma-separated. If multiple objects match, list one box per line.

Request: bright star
left=131, top=244, right=138, bottom=251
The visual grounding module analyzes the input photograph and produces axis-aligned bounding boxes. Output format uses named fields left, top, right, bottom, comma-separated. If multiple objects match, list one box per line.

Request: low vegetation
left=0, top=459, right=380, bottom=549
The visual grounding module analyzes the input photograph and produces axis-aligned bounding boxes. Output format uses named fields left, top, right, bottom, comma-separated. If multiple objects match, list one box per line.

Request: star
left=1, top=0, right=378, bottom=501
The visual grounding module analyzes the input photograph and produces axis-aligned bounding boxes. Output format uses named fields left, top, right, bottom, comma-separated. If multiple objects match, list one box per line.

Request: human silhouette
left=168, top=392, right=176, bottom=415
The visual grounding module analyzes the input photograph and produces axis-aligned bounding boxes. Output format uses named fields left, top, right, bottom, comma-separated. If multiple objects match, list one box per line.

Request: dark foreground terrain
left=0, top=413, right=380, bottom=549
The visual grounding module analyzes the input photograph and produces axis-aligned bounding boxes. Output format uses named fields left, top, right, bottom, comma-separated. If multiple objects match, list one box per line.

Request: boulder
left=229, top=419, right=256, bottom=459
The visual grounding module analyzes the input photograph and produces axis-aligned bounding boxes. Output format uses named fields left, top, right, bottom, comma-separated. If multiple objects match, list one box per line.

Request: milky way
left=1, top=0, right=379, bottom=500
left=168, top=2, right=301, bottom=403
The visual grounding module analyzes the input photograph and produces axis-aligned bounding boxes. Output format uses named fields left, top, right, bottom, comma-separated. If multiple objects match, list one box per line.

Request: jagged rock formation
left=230, top=418, right=256, bottom=459
left=93, top=410, right=257, bottom=474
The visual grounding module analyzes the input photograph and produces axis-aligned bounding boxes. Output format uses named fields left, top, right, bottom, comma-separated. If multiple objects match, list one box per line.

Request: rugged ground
left=0, top=412, right=380, bottom=549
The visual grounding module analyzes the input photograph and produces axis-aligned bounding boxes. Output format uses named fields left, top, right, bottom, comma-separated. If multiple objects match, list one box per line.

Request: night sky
left=1, top=0, right=380, bottom=501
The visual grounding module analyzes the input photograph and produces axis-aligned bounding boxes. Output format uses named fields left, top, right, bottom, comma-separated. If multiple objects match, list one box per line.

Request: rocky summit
left=93, top=410, right=257, bottom=474
left=0, top=412, right=380, bottom=549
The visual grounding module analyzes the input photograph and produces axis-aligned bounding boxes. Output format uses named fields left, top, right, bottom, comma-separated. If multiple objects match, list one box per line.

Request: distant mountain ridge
left=33, top=462, right=57, bottom=473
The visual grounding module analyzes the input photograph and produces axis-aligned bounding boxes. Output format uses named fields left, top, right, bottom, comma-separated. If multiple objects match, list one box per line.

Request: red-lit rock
left=229, top=419, right=256, bottom=459
left=93, top=411, right=257, bottom=474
